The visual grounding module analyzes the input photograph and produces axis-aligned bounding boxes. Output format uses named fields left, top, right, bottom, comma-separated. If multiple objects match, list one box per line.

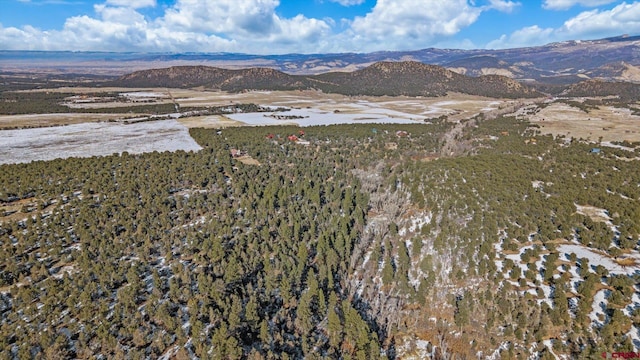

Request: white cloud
left=105, top=0, right=156, bottom=8
left=348, top=0, right=484, bottom=51
left=8, top=0, right=632, bottom=54
left=329, top=0, right=366, bottom=5
left=0, top=0, right=333, bottom=53
left=487, top=2, right=640, bottom=48
left=161, top=0, right=280, bottom=35
left=559, top=2, right=640, bottom=36
left=486, top=25, right=555, bottom=48
left=0, top=0, right=515, bottom=53
left=487, top=0, right=521, bottom=12
left=159, top=0, right=331, bottom=45
left=543, top=0, right=616, bottom=10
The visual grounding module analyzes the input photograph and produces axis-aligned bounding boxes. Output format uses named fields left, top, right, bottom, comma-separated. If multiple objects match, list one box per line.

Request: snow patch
left=227, top=107, right=422, bottom=127
left=0, top=120, right=202, bottom=164
left=557, top=244, right=640, bottom=276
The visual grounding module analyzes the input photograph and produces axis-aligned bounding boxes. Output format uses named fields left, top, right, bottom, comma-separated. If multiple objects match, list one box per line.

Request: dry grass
left=177, top=115, right=244, bottom=128
left=21, top=86, right=169, bottom=94
left=529, top=102, right=640, bottom=142
left=18, top=87, right=525, bottom=123
left=0, top=197, right=57, bottom=223
left=0, top=199, right=30, bottom=223
left=614, top=257, right=638, bottom=267
left=575, top=204, right=611, bottom=223
left=235, top=155, right=261, bottom=166
left=0, top=113, right=134, bottom=129
left=4, top=87, right=537, bottom=143
left=7, top=87, right=529, bottom=135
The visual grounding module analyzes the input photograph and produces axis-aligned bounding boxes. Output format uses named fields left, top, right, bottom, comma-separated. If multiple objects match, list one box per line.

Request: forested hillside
left=113, top=62, right=542, bottom=99
left=350, top=116, right=640, bottom=358
left=1, top=112, right=639, bottom=359
left=0, top=122, right=449, bottom=359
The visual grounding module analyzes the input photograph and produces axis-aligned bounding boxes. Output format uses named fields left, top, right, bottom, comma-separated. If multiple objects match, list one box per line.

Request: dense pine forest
left=1, top=113, right=639, bottom=359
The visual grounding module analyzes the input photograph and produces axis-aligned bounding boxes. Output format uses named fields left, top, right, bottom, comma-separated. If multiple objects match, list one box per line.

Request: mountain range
left=113, top=61, right=542, bottom=99
left=2, top=34, right=639, bottom=85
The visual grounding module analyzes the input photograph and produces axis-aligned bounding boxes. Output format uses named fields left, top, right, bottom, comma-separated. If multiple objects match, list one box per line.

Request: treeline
left=0, top=90, right=284, bottom=118
left=0, top=91, right=177, bottom=115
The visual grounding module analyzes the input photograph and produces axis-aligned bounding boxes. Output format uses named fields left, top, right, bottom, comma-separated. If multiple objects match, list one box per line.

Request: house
left=590, top=148, right=601, bottom=154
left=230, top=149, right=246, bottom=157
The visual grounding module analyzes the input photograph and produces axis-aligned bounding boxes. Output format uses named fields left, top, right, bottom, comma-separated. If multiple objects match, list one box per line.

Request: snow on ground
left=361, top=250, right=372, bottom=268
left=504, top=244, right=536, bottom=275
left=566, top=263, right=582, bottom=293
left=590, top=289, right=608, bottom=326
left=625, top=290, right=640, bottom=318
left=52, top=265, right=77, bottom=279
left=624, top=291, right=640, bottom=346
left=0, top=119, right=202, bottom=164
left=575, top=204, right=611, bottom=223
left=557, top=244, right=640, bottom=276
left=542, top=340, right=561, bottom=360
left=121, top=91, right=168, bottom=99
left=395, top=336, right=435, bottom=360
left=600, top=141, right=637, bottom=151
left=398, top=212, right=432, bottom=236
left=573, top=204, right=621, bottom=248
left=226, top=107, right=422, bottom=127
left=481, top=101, right=502, bottom=111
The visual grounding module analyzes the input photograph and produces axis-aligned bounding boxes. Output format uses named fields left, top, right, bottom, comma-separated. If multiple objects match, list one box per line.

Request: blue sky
left=1, top=0, right=639, bottom=54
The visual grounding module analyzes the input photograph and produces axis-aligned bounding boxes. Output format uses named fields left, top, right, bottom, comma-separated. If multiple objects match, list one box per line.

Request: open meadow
left=519, top=100, right=640, bottom=143
left=3, top=88, right=640, bottom=165
left=0, top=88, right=527, bottom=164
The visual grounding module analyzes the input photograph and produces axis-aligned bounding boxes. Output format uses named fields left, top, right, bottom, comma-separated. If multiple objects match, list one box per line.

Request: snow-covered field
left=226, top=107, right=423, bottom=127
left=0, top=119, right=201, bottom=165
left=0, top=98, right=442, bottom=165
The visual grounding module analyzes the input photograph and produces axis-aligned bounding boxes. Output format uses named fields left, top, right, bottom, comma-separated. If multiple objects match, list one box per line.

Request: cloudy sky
left=1, top=0, right=639, bottom=54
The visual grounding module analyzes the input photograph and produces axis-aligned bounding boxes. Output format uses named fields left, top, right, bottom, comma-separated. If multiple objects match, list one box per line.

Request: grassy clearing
left=15, top=87, right=524, bottom=121
left=529, top=102, right=640, bottom=142
left=614, top=257, right=638, bottom=267
left=0, top=113, right=133, bottom=129
left=236, top=155, right=261, bottom=166
left=575, top=204, right=611, bottom=223
left=177, top=115, right=244, bottom=128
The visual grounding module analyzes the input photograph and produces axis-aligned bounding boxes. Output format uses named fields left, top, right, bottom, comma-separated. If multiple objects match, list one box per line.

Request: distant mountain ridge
left=113, top=61, right=542, bottom=99
left=116, top=66, right=305, bottom=91
left=2, top=35, right=639, bottom=84
left=561, top=78, right=640, bottom=100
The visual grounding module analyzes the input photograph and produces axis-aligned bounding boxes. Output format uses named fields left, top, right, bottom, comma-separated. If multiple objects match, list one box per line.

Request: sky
left=0, top=0, right=639, bottom=54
